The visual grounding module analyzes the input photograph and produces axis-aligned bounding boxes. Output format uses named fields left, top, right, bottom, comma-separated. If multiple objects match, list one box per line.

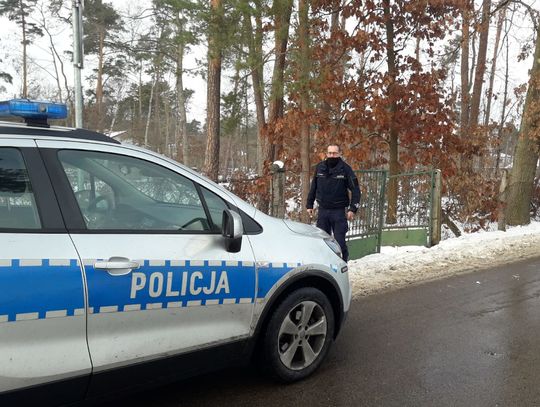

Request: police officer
left=306, top=144, right=360, bottom=262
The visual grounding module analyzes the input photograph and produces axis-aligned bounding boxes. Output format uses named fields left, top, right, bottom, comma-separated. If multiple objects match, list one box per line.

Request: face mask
left=327, top=157, right=340, bottom=168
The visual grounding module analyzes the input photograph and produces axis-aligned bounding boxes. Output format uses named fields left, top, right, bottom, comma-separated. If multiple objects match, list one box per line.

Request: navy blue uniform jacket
left=306, top=158, right=361, bottom=212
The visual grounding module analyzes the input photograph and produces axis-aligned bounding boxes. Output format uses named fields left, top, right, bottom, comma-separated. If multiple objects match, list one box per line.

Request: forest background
left=0, top=0, right=539, bottom=232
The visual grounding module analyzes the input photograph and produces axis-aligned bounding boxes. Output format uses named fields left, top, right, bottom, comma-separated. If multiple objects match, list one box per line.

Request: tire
left=261, top=287, right=335, bottom=383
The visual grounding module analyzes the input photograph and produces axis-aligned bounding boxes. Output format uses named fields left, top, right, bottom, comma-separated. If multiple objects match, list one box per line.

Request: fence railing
left=347, top=169, right=441, bottom=260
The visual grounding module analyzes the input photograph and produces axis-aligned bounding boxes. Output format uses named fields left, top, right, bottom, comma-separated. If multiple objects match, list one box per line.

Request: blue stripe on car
left=0, top=259, right=301, bottom=322
left=0, top=259, right=84, bottom=322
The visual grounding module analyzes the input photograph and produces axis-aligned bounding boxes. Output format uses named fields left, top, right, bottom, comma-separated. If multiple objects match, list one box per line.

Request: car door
left=0, top=140, right=91, bottom=405
left=37, top=140, right=257, bottom=391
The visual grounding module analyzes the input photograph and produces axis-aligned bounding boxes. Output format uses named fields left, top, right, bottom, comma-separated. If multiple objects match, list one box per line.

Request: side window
left=0, top=148, right=41, bottom=229
left=57, top=150, right=210, bottom=232
left=200, top=187, right=229, bottom=231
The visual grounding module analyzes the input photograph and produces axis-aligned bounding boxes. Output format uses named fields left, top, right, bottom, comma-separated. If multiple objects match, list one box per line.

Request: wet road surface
left=102, top=256, right=540, bottom=406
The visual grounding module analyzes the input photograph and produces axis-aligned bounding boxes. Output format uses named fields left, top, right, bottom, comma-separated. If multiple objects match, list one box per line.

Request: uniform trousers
left=316, top=207, right=349, bottom=262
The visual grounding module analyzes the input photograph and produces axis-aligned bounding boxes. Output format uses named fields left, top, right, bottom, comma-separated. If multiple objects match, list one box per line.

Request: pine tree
left=82, top=0, right=123, bottom=131
left=0, top=0, right=43, bottom=97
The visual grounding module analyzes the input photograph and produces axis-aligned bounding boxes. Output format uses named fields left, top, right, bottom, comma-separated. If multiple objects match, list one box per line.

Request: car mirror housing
left=222, top=209, right=243, bottom=253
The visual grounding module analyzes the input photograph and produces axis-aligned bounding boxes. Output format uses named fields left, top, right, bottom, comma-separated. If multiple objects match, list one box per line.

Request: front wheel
left=261, top=287, right=335, bottom=383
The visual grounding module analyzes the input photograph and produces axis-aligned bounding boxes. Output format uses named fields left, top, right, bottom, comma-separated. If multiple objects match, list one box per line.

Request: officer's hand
left=347, top=211, right=355, bottom=221
left=307, top=208, right=314, bottom=218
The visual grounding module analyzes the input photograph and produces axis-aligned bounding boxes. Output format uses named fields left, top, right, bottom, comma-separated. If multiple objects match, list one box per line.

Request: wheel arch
left=249, top=270, right=345, bottom=359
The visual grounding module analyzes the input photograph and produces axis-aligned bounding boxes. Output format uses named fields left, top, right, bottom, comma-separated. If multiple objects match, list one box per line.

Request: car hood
left=282, top=219, right=329, bottom=239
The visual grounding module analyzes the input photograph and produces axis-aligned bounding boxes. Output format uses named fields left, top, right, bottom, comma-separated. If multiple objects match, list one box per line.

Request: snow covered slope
left=349, top=222, right=540, bottom=297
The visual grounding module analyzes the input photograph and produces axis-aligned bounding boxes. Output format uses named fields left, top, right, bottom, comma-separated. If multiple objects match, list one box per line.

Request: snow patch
left=349, top=222, right=540, bottom=297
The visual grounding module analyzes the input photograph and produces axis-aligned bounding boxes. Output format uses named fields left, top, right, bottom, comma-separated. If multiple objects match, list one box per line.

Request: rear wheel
left=261, top=287, right=334, bottom=382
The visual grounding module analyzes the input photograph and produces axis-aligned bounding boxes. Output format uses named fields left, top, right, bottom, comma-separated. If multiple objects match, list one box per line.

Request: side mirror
left=222, top=209, right=243, bottom=253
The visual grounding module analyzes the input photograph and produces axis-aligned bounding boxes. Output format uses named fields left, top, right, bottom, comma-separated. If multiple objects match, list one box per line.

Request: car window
left=0, top=148, right=41, bottom=229
left=58, top=150, right=211, bottom=232
left=200, top=187, right=229, bottom=231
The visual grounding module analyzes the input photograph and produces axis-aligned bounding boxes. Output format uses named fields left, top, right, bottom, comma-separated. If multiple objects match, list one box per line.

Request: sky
left=349, top=221, right=540, bottom=298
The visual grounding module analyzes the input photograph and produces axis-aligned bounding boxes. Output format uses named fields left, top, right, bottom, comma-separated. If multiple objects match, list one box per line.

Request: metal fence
left=345, top=170, right=387, bottom=258
left=347, top=169, right=440, bottom=260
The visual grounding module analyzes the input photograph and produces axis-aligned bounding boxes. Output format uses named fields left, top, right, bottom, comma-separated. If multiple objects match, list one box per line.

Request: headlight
left=324, top=237, right=342, bottom=258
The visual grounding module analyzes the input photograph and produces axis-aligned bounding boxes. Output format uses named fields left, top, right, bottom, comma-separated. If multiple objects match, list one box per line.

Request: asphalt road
left=103, top=256, right=540, bottom=407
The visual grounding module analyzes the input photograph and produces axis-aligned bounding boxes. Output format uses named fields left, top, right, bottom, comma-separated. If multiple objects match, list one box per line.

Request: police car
left=0, top=99, right=351, bottom=405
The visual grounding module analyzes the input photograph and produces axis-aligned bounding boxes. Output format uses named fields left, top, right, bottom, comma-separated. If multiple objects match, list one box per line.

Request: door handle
left=94, top=257, right=140, bottom=276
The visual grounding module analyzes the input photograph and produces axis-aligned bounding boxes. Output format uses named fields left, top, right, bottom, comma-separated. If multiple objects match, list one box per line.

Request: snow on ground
left=349, top=222, right=540, bottom=297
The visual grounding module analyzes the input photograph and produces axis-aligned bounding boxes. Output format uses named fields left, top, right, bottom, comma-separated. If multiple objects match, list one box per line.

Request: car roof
left=0, top=120, right=120, bottom=145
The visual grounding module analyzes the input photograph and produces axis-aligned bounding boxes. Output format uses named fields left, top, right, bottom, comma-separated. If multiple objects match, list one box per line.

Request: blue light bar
left=0, top=99, right=68, bottom=121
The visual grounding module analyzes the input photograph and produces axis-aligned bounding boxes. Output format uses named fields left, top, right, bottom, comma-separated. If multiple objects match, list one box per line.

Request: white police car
left=0, top=99, right=351, bottom=405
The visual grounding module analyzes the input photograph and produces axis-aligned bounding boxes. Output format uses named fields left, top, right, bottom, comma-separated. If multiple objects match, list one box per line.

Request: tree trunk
left=202, top=0, right=222, bottom=182
left=482, top=3, right=503, bottom=172
left=322, top=0, right=345, bottom=118
left=50, top=46, right=63, bottom=102
left=505, top=24, right=540, bottom=226
left=460, top=0, right=470, bottom=137
left=96, top=29, right=105, bottom=131
left=243, top=2, right=266, bottom=175
left=384, top=0, right=399, bottom=225
left=154, top=65, right=162, bottom=152
left=175, top=17, right=189, bottom=166
left=19, top=1, right=28, bottom=98
left=260, top=0, right=293, bottom=214
left=299, top=0, right=310, bottom=223
left=144, top=78, right=156, bottom=148
left=495, top=20, right=511, bottom=174
left=223, top=63, right=242, bottom=176
left=484, top=6, right=505, bottom=127
left=38, top=5, right=71, bottom=106
left=164, top=97, right=171, bottom=157
left=469, top=0, right=490, bottom=127
left=268, top=0, right=293, bottom=136
left=138, top=61, right=143, bottom=140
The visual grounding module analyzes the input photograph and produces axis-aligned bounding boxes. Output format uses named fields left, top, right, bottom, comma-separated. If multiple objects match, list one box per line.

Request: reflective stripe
left=16, top=312, right=39, bottom=321
left=20, top=259, right=42, bottom=267
left=45, top=310, right=68, bottom=318
left=287, top=262, right=299, bottom=268
left=49, top=259, right=71, bottom=267
left=100, top=306, right=118, bottom=313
